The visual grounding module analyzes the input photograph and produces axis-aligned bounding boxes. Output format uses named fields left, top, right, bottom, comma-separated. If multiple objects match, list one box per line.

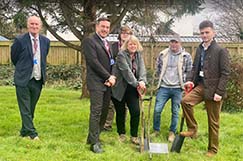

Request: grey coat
left=112, top=50, right=147, bottom=101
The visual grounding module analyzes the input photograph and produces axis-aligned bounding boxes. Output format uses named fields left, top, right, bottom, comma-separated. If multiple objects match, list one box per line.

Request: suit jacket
left=11, top=33, right=50, bottom=87
left=187, top=40, right=230, bottom=100
left=111, top=41, right=119, bottom=59
left=82, top=33, right=114, bottom=91
left=112, top=50, right=147, bottom=101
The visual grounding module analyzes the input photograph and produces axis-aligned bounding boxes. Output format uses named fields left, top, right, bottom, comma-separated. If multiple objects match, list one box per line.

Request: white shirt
left=29, top=33, right=41, bottom=80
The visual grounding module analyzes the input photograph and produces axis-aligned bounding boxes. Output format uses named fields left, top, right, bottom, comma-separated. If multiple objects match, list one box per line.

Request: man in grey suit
left=82, top=17, right=116, bottom=153
left=11, top=16, right=50, bottom=140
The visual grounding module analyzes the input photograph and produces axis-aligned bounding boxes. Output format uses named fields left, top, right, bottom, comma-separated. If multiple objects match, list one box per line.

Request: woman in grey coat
left=112, top=35, right=147, bottom=145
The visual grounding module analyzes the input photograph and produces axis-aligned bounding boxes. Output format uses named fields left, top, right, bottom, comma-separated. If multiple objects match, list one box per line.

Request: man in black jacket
left=82, top=17, right=116, bottom=153
left=11, top=16, right=50, bottom=140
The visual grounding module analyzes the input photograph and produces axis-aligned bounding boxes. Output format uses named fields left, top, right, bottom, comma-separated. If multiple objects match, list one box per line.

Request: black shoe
left=90, top=143, right=103, bottom=153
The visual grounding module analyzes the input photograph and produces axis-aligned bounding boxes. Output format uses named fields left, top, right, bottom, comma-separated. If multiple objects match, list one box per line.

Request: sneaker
left=151, top=130, right=160, bottom=137
left=130, top=137, right=140, bottom=145
left=168, top=131, right=175, bottom=142
left=119, top=134, right=126, bottom=142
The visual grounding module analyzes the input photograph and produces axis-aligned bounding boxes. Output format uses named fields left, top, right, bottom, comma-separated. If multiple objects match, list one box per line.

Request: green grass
left=0, top=86, right=242, bottom=161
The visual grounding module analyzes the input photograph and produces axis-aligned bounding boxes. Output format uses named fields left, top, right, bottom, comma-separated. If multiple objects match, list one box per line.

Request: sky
left=172, top=2, right=215, bottom=36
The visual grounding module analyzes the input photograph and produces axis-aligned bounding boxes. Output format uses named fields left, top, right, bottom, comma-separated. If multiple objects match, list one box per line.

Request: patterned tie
left=33, top=38, right=38, bottom=54
left=103, top=40, right=110, bottom=54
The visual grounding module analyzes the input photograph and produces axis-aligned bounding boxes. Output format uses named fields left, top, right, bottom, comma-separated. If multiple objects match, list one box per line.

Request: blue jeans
left=153, top=87, right=182, bottom=133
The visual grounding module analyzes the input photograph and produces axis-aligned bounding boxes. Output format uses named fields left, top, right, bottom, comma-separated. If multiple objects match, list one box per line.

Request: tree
left=208, top=0, right=243, bottom=41
left=2, top=0, right=204, bottom=98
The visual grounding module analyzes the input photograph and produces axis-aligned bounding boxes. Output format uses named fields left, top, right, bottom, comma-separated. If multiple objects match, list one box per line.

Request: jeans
left=153, top=87, right=182, bottom=133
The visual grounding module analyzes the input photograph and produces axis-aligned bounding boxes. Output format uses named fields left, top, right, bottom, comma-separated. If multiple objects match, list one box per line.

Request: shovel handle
left=179, top=116, right=184, bottom=132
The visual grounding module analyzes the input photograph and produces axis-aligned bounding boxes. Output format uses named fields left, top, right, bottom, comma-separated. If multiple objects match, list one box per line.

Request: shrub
left=222, top=55, right=243, bottom=113
left=46, top=65, right=82, bottom=90
left=0, top=65, right=14, bottom=86
left=0, top=64, right=82, bottom=90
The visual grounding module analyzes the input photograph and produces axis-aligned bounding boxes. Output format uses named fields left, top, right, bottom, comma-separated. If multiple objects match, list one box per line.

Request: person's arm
left=215, top=48, right=230, bottom=100
left=137, top=53, right=147, bottom=85
left=11, top=38, right=21, bottom=66
left=155, top=53, right=163, bottom=78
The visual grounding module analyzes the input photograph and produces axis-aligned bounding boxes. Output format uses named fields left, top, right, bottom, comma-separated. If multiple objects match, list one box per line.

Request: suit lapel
left=94, top=34, right=111, bottom=57
left=39, top=36, right=44, bottom=56
left=26, top=34, right=33, bottom=58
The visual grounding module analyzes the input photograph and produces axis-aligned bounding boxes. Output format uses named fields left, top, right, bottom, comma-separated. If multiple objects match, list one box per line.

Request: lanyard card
left=110, top=58, right=115, bottom=65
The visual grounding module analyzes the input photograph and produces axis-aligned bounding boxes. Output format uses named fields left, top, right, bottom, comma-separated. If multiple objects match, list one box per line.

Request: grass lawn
left=0, top=86, right=242, bottom=161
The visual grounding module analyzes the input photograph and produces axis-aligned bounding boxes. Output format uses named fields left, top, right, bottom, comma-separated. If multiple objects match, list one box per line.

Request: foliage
left=222, top=54, right=243, bottom=112
left=0, top=86, right=242, bottom=161
left=0, top=65, right=14, bottom=86
left=209, top=0, right=243, bottom=41
left=45, top=65, right=82, bottom=90
left=0, top=64, right=82, bottom=90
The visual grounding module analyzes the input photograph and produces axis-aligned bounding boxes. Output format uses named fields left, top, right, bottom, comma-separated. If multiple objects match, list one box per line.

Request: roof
left=107, top=34, right=232, bottom=43
left=0, top=35, right=9, bottom=41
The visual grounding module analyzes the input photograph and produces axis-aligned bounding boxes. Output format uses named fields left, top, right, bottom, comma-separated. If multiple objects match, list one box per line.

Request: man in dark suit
left=11, top=16, right=50, bottom=140
left=82, top=17, right=116, bottom=153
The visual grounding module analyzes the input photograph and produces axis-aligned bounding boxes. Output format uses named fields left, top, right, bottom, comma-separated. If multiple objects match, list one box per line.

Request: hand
left=104, top=81, right=111, bottom=87
left=108, top=75, right=116, bottom=86
left=184, top=81, right=194, bottom=93
left=213, top=93, right=222, bottom=102
left=104, top=75, right=116, bottom=87
left=138, top=81, right=146, bottom=90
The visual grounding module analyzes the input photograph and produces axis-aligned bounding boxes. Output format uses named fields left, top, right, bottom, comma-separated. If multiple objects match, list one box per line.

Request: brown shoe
left=130, top=137, right=140, bottom=145
left=168, top=131, right=175, bottom=142
left=180, top=131, right=197, bottom=139
left=119, top=134, right=126, bottom=142
left=205, top=151, right=216, bottom=157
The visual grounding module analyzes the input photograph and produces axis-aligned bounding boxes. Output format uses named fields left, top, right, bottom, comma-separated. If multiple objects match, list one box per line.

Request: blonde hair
left=120, top=35, right=143, bottom=52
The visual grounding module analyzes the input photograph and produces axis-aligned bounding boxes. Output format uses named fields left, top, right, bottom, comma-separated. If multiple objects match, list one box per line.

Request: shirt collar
left=96, top=32, right=107, bottom=42
left=202, top=39, right=213, bottom=50
left=29, top=33, right=39, bottom=41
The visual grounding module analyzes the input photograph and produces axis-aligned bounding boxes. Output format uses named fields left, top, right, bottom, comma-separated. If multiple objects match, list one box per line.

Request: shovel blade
left=170, top=135, right=185, bottom=153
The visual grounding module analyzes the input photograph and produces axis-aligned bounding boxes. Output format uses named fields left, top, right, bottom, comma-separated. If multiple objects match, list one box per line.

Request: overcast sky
left=172, top=2, right=215, bottom=36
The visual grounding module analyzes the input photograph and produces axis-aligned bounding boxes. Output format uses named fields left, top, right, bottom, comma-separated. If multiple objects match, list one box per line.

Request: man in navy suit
left=11, top=16, right=50, bottom=140
left=83, top=17, right=116, bottom=153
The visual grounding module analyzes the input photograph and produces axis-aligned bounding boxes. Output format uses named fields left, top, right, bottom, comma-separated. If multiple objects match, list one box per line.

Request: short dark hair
left=199, top=20, right=214, bottom=30
left=96, top=17, right=110, bottom=24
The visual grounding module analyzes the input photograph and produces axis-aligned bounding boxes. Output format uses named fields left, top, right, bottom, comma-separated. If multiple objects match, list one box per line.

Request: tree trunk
left=80, top=0, right=97, bottom=99
left=80, top=53, right=89, bottom=98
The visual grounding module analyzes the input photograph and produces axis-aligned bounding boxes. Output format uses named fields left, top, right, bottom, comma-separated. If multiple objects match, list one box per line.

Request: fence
left=1, top=41, right=243, bottom=69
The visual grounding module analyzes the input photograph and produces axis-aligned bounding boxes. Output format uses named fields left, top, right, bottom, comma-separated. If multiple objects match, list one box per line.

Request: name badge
left=110, top=58, right=115, bottom=65
left=199, top=71, right=204, bottom=77
left=33, top=58, right=38, bottom=65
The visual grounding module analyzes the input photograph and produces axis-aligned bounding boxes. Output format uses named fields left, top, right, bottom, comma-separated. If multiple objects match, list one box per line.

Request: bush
left=222, top=55, right=243, bottom=113
left=0, top=65, right=14, bottom=86
left=0, top=64, right=82, bottom=90
left=46, top=65, right=82, bottom=90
